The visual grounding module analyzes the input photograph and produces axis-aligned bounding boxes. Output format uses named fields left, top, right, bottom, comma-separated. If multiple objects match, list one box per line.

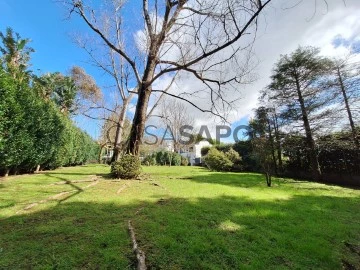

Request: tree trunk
left=4, top=169, right=10, bottom=177
left=265, top=172, right=271, bottom=187
left=267, top=121, right=278, bottom=175
left=295, top=76, right=321, bottom=181
left=127, top=54, right=157, bottom=156
left=273, top=112, right=283, bottom=171
left=127, top=85, right=152, bottom=155
left=98, top=143, right=106, bottom=163
left=337, top=68, right=359, bottom=150
left=111, top=99, right=130, bottom=162
left=35, top=165, right=40, bottom=173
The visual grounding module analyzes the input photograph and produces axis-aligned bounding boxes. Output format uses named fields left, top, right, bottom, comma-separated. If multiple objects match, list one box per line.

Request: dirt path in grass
left=117, top=184, right=128, bottom=194
left=16, top=177, right=100, bottom=213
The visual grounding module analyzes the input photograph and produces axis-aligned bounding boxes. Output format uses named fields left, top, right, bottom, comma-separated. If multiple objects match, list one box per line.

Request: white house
left=179, top=140, right=211, bottom=165
left=101, top=144, right=114, bottom=164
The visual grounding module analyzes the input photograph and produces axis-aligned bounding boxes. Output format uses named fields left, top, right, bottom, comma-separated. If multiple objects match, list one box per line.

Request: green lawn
left=1, top=165, right=359, bottom=269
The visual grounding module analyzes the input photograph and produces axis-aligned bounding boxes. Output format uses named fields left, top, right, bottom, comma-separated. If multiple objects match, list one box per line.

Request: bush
left=143, top=155, right=157, bottom=166
left=142, top=151, right=185, bottom=166
left=201, top=146, right=211, bottom=156
left=171, top=153, right=182, bottom=166
left=152, top=151, right=183, bottom=166
left=233, top=141, right=257, bottom=172
left=163, top=151, right=173, bottom=165
left=225, top=148, right=241, bottom=163
left=204, top=148, right=233, bottom=171
left=111, top=154, right=141, bottom=179
left=156, top=151, right=167, bottom=165
left=225, top=148, right=243, bottom=171
left=181, top=156, right=189, bottom=166
left=216, top=144, right=232, bottom=153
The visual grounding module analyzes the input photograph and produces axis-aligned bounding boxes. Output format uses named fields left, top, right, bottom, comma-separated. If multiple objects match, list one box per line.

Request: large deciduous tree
left=66, top=0, right=272, bottom=155
left=73, top=6, right=178, bottom=161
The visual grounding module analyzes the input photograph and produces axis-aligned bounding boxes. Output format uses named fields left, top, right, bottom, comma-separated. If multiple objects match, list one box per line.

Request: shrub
left=225, top=148, right=241, bottom=163
left=204, top=148, right=233, bottom=171
left=225, top=148, right=243, bottom=171
left=153, top=151, right=183, bottom=166
left=233, top=141, right=257, bottom=172
left=181, top=156, right=189, bottom=166
left=216, top=144, right=232, bottom=153
left=156, top=151, right=167, bottom=165
left=171, top=153, right=182, bottom=166
left=143, top=155, right=157, bottom=166
left=201, top=146, right=211, bottom=156
left=163, top=151, right=173, bottom=165
left=111, top=154, right=141, bottom=179
left=141, top=151, right=185, bottom=166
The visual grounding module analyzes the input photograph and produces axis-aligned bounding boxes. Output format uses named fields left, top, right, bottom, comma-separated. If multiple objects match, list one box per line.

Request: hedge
left=0, top=67, right=98, bottom=176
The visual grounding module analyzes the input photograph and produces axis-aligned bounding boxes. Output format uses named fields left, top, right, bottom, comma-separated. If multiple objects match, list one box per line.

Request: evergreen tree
left=267, top=47, right=333, bottom=180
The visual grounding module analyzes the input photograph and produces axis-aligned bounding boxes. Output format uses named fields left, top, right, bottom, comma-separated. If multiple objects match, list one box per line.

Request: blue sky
left=0, top=0, right=249, bottom=142
left=1, top=0, right=359, bottom=143
left=0, top=0, right=144, bottom=139
left=0, top=0, right=106, bottom=138
left=0, top=1, right=88, bottom=74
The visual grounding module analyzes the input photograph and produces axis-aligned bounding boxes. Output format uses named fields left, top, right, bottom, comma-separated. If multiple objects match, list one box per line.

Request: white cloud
left=140, top=0, right=360, bottom=134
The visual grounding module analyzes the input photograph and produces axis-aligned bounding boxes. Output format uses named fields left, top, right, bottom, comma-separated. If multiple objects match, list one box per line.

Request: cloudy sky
left=1, top=0, right=359, bottom=141
left=148, top=0, right=360, bottom=141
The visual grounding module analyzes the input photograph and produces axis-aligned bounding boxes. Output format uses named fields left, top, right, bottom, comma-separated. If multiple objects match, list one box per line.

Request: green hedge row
left=0, top=67, right=98, bottom=176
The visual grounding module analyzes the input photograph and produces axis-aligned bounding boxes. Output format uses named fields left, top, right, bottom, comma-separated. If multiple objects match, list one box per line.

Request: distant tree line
left=0, top=28, right=99, bottom=176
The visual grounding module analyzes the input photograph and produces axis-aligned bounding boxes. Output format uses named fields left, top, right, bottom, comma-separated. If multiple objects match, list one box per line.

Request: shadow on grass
left=1, top=192, right=359, bottom=269
left=189, top=172, right=267, bottom=189
left=0, top=202, right=15, bottom=209
left=41, top=172, right=113, bottom=180
left=39, top=164, right=110, bottom=176
left=97, top=173, right=114, bottom=180
left=40, top=172, right=100, bottom=176
left=43, top=173, right=85, bottom=204
left=189, top=171, right=355, bottom=191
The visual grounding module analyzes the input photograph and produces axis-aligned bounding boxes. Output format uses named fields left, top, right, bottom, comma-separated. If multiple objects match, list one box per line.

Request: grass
left=0, top=165, right=360, bottom=269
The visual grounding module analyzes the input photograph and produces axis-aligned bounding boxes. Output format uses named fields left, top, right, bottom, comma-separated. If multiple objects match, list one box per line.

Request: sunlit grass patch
left=219, top=220, right=244, bottom=232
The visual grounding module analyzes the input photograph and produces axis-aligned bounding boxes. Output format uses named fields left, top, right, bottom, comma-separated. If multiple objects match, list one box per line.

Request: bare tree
left=98, top=106, right=132, bottom=162
left=72, top=3, right=136, bottom=161
left=157, top=98, right=194, bottom=152
left=65, top=0, right=271, bottom=155
left=72, top=3, right=180, bottom=160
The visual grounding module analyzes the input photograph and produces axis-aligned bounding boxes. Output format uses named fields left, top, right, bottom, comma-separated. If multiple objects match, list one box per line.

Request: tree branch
left=151, top=89, right=227, bottom=122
